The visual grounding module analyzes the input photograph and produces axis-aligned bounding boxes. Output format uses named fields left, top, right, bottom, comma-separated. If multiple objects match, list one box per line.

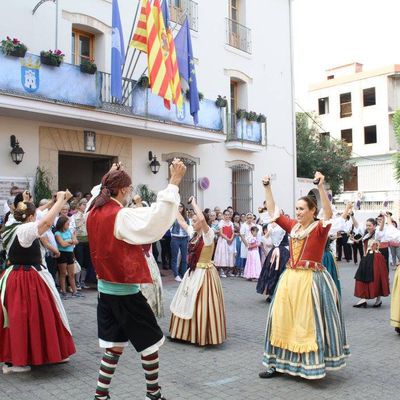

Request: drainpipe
left=288, top=0, right=297, bottom=215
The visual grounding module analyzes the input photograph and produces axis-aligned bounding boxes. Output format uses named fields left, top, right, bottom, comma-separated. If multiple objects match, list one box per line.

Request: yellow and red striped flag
left=130, top=0, right=173, bottom=105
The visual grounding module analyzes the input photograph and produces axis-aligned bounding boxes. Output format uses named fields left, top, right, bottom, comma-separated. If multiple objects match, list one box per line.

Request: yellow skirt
left=390, top=267, right=400, bottom=328
left=270, top=268, right=318, bottom=353
left=169, top=266, right=226, bottom=346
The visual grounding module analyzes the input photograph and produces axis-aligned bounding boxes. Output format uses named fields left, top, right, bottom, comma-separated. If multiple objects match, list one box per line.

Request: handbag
left=74, top=259, right=82, bottom=274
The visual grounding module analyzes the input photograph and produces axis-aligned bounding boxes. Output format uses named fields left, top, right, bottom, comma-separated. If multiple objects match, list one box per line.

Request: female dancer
left=169, top=197, right=226, bottom=346
left=353, top=218, right=390, bottom=308
left=257, top=222, right=289, bottom=302
left=0, top=191, right=76, bottom=373
left=259, top=172, right=349, bottom=380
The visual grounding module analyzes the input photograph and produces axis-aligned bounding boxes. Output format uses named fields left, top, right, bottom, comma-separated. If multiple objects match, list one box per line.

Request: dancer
left=259, top=172, right=349, bottom=380
left=257, top=222, right=289, bottom=302
left=86, top=160, right=185, bottom=400
left=243, top=226, right=262, bottom=280
left=353, top=218, right=390, bottom=308
left=169, top=197, right=226, bottom=346
left=0, top=190, right=76, bottom=373
left=214, top=209, right=235, bottom=277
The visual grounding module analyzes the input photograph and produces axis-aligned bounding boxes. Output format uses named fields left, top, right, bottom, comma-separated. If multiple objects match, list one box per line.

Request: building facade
left=308, top=62, right=400, bottom=220
left=0, top=0, right=296, bottom=214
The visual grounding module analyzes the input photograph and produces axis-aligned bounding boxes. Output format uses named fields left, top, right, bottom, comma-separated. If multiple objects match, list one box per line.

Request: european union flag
left=111, top=0, right=125, bottom=102
left=174, top=17, right=200, bottom=124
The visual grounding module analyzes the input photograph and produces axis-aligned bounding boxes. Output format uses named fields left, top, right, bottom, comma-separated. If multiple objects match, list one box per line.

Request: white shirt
left=16, top=221, right=40, bottom=248
left=186, top=225, right=215, bottom=246
left=376, top=224, right=400, bottom=243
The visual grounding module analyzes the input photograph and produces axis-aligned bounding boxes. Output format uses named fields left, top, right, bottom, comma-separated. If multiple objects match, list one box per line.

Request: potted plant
left=215, top=95, right=228, bottom=108
left=185, top=89, right=204, bottom=102
left=246, top=111, right=258, bottom=122
left=1, top=36, right=27, bottom=57
left=257, top=113, right=266, bottom=123
left=236, top=108, right=247, bottom=120
left=138, top=75, right=149, bottom=89
left=80, top=58, right=97, bottom=74
left=40, top=49, right=65, bottom=67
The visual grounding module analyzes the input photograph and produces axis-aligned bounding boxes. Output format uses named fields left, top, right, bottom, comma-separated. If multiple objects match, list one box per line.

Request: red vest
left=86, top=200, right=152, bottom=284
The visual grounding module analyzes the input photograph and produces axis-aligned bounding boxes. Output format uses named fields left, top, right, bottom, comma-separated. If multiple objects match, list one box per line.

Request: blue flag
left=161, top=0, right=170, bottom=28
left=174, top=18, right=200, bottom=124
left=111, top=0, right=125, bottom=102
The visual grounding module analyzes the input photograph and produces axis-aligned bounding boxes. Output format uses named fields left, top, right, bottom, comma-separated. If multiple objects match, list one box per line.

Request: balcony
left=225, top=113, right=265, bottom=152
left=0, top=52, right=224, bottom=143
left=169, top=0, right=198, bottom=32
left=226, top=18, right=252, bottom=54
left=340, top=102, right=352, bottom=118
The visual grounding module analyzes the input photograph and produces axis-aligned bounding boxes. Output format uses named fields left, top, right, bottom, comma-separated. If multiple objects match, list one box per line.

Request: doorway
left=58, top=152, right=116, bottom=195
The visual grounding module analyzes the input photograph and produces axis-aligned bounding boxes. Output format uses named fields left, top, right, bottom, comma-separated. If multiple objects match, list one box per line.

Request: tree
left=134, top=184, right=157, bottom=205
left=392, top=110, right=400, bottom=183
left=296, top=112, right=353, bottom=195
left=33, top=166, right=52, bottom=206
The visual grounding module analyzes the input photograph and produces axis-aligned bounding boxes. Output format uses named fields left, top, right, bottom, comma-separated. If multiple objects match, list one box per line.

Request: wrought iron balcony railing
left=169, top=0, right=198, bottom=32
left=227, top=113, right=263, bottom=144
left=226, top=18, right=252, bottom=54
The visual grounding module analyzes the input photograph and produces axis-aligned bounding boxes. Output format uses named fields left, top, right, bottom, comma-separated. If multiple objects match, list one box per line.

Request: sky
left=292, top=0, right=400, bottom=106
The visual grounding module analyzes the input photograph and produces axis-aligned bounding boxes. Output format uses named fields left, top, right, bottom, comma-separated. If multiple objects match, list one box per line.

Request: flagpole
left=122, top=0, right=141, bottom=70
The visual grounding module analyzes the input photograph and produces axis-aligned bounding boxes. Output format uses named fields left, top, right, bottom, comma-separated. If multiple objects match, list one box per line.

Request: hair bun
left=16, top=201, right=27, bottom=211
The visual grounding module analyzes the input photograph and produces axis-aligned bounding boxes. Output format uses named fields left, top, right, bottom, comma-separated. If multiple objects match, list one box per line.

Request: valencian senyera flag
left=131, top=0, right=183, bottom=109
left=111, top=0, right=125, bottom=102
left=175, top=17, right=200, bottom=124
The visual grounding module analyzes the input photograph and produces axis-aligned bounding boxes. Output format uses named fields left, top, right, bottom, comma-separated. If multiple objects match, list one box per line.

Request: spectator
left=214, top=209, right=235, bottom=277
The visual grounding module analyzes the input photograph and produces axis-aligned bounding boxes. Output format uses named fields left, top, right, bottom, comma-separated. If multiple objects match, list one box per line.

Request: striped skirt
left=390, top=266, right=400, bottom=328
left=263, top=269, right=350, bottom=379
left=169, top=266, right=227, bottom=346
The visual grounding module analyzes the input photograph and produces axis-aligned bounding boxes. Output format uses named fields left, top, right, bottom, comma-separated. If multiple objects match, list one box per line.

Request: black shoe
left=266, top=297, right=272, bottom=303
left=259, top=367, right=277, bottom=379
left=395, top=327, right=400, bottom=335
left=146, top=391, right=166, bottom=400
left=353, top=301, right=367, bottom=308
left=372, top=301, right=382, bottom=308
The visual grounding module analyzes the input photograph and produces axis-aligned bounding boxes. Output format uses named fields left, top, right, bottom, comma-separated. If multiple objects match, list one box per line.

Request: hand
left=314, top=171, right=325, bottom=186
left=262, top=176, right=271, bottom=187
left=22, top=190, right=31, bottom=202
left=109, top=162, right=122, bottom=172
left=188, top=196, right=197, bottom=207
left=53, top=251, right=60, bottom=258
left=169, top=159, right=186, bottom=186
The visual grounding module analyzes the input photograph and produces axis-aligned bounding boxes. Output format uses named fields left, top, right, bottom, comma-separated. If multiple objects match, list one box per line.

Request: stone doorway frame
left=39, top=126, right=132, bottom=191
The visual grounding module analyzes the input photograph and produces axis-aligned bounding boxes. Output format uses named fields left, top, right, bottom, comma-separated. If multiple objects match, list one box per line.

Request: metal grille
left=231, top=164, right=253, bottom=213
left=226, top=18, right=252, bottom=54
left=226, top=113, right=263, bottom=144
left=169, top=0, right=198, bottom=31
left=168, top=158, right=197, bottom=204
left=99, top=71, right=134, bottom=108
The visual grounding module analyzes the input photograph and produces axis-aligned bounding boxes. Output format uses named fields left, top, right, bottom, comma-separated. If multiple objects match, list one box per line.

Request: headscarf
left=89, top=170, right=132, bottom=211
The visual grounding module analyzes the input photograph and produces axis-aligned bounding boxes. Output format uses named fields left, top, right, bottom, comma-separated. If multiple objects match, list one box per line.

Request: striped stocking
left=94, top=348, right=123, bottom=400
left=142, top=351, right=160, bottom=398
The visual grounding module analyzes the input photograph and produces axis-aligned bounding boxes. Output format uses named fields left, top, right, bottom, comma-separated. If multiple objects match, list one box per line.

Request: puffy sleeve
left=377, top=224, right=400, bottom=242
left=202, top=227, right=215, bottom=246
left=275, top=213, right=297, bottom=234
left=114, top=184, right=180, bottom=245
left=84, top=184, right=101, bottom=214
left=17, top=221, right=40, bottom=248
left=328, top=216, right=346, bottom=236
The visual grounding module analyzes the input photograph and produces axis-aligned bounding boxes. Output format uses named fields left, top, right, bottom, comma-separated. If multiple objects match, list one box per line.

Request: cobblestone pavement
left=1, top=262, right=400, bottom=400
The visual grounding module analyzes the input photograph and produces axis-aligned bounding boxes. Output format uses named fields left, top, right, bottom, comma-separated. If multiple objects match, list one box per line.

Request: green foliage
left=135, top=184, right=157, bottom=205
left=246, top=111, right=258, bottom=122
left=392, top=111, right=400, bottom=183
left=236, top=108, right=247, bottom=119
left=257, top=113, right=266, bottom=123
left=296, top=112, right=353, bottom=195
left=34, top=167, right=52, bottom=206
left=215, top=95, right=228, bottom=108
left=138, top=75, right=149, bottom=89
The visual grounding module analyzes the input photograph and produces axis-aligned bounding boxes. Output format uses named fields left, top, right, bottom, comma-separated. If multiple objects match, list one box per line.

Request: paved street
left=1, top=262, right=400, bottom=400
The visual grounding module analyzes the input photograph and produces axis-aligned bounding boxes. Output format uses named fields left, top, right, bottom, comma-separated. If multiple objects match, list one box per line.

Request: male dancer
left=87, top=160, right=186, bottom=400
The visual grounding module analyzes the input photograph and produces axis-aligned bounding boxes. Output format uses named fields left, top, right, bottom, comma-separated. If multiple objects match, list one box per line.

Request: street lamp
left=148, top=151, right=160, bottom=174
left=10, top=135, right=25, bottom=165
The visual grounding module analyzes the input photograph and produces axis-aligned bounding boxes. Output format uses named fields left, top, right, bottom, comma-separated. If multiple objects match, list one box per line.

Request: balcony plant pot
left=8, top=47, right=27, bottom=58
left=215, top=95, right=228, bottom=108
left=40, top=54, right=61, bottom=67
left=80, top=62, right=97, bottom=74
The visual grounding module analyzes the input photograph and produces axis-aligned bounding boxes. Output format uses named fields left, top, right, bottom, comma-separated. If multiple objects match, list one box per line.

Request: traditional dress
left=0, top=221, right=75, bottom=366
left=257, top=224, right=289, bottom=297
left=354, top=233, right=390, bottom=300
left=322, top=239, right=341, bottom=295
left=262, top=210, right=349, bottom=380
left=214, top=220, right=235, bottom=269
left=243, top=236, right=262, bottom=279
left=170, top=227, right=226, bottom=346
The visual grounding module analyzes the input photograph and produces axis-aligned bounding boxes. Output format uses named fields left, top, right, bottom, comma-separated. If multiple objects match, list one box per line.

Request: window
left=229, top=0, right=238, bottom=21
left=168, top=0, right=198, bottom=31
left=341, top=129, right=353, bottom=146
left=327, top=75, right=335, bottom=80
left=71, top=29, right=94, bottom=65
left=364, top=125, right=377, bottom=144
left=230, top=80, right=238, bottom=113
left=344, top=166, right=358, bottom=191
left=318, top=97, right=329, bottom=115
left=167, top=157, right=197, bottom=203
left=230, top=163, right=253, bottom=213
left=340, top=92, right=352, bottom=118
left=363, top=87, right=376, bottom=107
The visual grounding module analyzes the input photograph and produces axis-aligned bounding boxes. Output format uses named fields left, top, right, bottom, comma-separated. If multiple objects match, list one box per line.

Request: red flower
left=6, top=36, right=11, bottom=41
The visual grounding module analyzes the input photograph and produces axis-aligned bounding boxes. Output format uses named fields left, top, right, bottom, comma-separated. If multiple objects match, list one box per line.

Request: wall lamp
left=148, top=151, right=160, bottom=174
left=10, top=135, right=25, bottom=165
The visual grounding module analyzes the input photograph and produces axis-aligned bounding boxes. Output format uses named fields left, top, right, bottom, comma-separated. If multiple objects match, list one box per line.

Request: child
left=260, top=224, right=273, bottom=266
left=244, top=226, right=262, bottom=280
left=55, top=216, right=82, bottom=299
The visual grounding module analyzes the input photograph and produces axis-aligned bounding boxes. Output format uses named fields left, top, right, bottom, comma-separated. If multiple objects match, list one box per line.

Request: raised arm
left=37, top=191, right=73, bottom=236
left=315, top=171, right=333, bottom=220
left=176, top=211, right=189, bottom=232
left=262, top=176, right=276, bottom=219
left=189, top=197, right=209, bottom=234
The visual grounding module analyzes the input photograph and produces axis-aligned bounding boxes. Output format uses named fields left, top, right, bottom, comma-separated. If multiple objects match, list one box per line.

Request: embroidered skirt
left=322, top=250, right=341, bottom=296
left=390, top=266, right=400, bottom=328
left=263, top=269, right=349, bottom=379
